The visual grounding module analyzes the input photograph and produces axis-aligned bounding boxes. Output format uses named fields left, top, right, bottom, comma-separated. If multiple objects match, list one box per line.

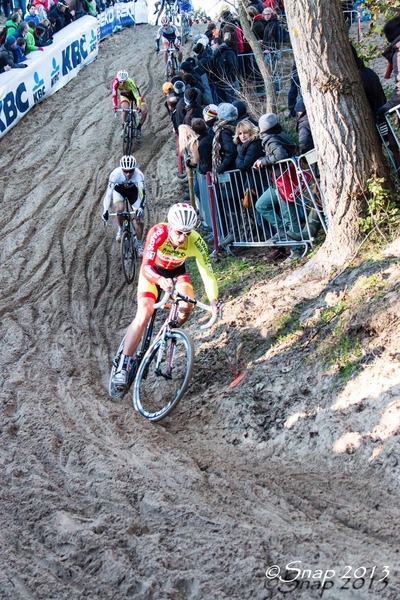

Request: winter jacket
left=258, top=123, right=296, bottom=172
left=25, top=26, right=41, bottom=53
left=24, top=12, right=40, bottom=24
left=211, top=43, right=238, bottom=83
left=183, top=102, right=203, bottom=126
left=381, top=33, right=400, bottom=112
left=0, top=44, right=28, bottom=72
left=220, top=20, right=239, bottom=54
left=248, top=0, right=263, bottom=14
left=296, top=113, right=314, bottom=154
left=214, top=124, right=238, bottom=174
left=48, top=4, right=73, bottom=32
left=262, top=15, right=281, bottom=51
left=13, top=43, right=27, bottom=63
left=5, top=19, right=18, bottom=36
left=249, top=14, right=266, bottom=40
left=235, top=138, right=264, bottom=171
left=198, top=130, right=214, bottom=174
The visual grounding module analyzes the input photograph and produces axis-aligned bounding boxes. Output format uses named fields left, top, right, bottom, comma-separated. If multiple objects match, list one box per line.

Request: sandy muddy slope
left=0, top=23, right=399, bottom=600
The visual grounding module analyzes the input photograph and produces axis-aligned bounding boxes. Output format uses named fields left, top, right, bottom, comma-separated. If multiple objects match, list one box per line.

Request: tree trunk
left=238, top=1, right=277, bottom=113
left=284, top=0, right=392, bottom=277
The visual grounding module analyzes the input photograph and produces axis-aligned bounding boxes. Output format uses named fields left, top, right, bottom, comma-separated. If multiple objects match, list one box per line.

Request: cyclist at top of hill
left=102, top=154, right=147, bottom=255
left=154, top=0, right=176, bottom=26
left=112, top=203, right=219, bottom=387
left=111, top=70, right=148, bottom=139
left=156, top=17, right=182, bottom=65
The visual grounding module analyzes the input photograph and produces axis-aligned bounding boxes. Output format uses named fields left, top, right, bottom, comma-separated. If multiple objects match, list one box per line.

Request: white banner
left=0, top=16, right=98, bottom=138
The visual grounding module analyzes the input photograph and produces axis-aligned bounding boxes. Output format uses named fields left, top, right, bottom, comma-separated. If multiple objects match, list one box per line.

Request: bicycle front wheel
left=121, top=230, right=137, bottom=284
left=133, top=330, right=194, bottom=421
left=123, top=115, right=134, bottom=155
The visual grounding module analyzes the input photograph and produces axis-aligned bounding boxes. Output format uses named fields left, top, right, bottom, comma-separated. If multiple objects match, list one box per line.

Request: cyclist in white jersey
left=156, top=17, right=182, bottom=65
left=102, top=155, right=147, bottom=255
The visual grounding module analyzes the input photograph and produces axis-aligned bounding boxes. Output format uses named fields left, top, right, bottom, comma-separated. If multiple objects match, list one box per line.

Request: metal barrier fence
left=377, top=104, right=400, bottom=176
left=193, top=150, right=327, bottom=255
left=237, top=48, right=294, bottom=98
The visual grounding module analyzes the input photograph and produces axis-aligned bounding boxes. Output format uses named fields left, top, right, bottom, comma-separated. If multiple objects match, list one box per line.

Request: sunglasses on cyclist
left=174, top=229, right=191, bottom=237
left=122, top=168, right=135, bottom=174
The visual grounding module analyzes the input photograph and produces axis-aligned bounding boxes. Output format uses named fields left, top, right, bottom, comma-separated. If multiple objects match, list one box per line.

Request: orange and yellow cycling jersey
left=111, top=77, right=145, bottom=109
left=141, top=223, right=218, bottom=302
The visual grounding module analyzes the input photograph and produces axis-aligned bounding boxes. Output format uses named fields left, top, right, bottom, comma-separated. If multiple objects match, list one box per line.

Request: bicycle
left=181, top=12, right=190, bottom=44
left=115, top=104, right=141, bottom=155
left=109, top=284, right=222, bottom=421
left=107, top=200, right=140, bottom=284
left=162, top=41, right=179, bottom=79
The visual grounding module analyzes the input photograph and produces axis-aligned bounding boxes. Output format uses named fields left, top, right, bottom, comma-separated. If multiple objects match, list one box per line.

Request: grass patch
left=185, top=254, right=267, bottom=300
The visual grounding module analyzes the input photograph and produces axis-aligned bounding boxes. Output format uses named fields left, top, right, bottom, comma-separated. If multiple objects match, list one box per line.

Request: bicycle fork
left=155, top=334, right=175, bottom=380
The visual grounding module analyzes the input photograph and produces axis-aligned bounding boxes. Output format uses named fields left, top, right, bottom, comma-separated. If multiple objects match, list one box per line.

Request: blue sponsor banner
left=98, top=1, right=136, bottom=41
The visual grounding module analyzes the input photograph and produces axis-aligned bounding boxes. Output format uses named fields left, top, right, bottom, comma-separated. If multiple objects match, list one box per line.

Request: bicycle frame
left=109, top=284, right=221, bottom=410
left=109, top=200, right=139, bottom=284
left=115, top=105, right=140, bottom=154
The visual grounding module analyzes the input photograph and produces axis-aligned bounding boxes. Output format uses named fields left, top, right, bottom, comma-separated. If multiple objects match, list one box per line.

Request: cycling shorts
left=162, top=39, right=180, bottom=50
left=112, top=182, right=141, bottom=209
left=138, top=264, right=193, bottom=301
left=120, top=95, right=146, bottom=106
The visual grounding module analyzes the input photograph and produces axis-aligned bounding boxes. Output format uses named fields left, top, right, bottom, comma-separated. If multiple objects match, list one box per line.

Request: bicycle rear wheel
left=121, top=230, right=137, bottom=284
left=133, top=330, right=194, bottom=421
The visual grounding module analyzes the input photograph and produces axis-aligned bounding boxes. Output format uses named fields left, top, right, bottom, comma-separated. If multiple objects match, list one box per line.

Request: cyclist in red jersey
left=112, top=203, right=219, bottom=387
left=112, top=69, right=148, bottom=138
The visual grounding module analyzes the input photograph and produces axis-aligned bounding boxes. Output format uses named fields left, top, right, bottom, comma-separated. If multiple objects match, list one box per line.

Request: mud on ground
left=0, top=23, right=400, bottom=600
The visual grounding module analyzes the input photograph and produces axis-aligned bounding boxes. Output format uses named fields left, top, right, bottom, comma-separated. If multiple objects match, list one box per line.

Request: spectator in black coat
left=210, top=38, right=239, bottom=103
left=47, top=0, right=73, bottom=32
left=183, top=87, right=203, bottom=125
left=294, top=97, right=314, bottom=155
left=234, top=119, right=264, bottom=172
left=233, top=99, right=257, bottom=125
left=262, top=7, right=281, bottom=51
left=0, top=35, right=28, bottom=71
left=212, top=102, right=238, bottom=178
left=194, top=116, right=213, bottom=174
left=352, top=42, right=400, bottom=175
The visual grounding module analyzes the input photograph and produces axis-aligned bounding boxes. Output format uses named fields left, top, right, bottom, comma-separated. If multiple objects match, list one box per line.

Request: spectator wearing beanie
left=172, top=80, right=187, bottom=131
left=212, top=102, right=238, bottom=179
left=203, top=103, right=218, bottom=126
left=0, top=35, right=28, bottom=71
left=253, top=113, right=301, bottom=260
left=191, top=118, right=212, bottom=175
left=183, top=87, right=203, bottom=125
left=162, top=81, right=174, bottom=94
left=233, top=99, right=258, bottom=125
left=180, top=60, right=209, bottom=100
left=210, top=37, right=239, bottom=103
left=212, top=102, right=239, bottom=244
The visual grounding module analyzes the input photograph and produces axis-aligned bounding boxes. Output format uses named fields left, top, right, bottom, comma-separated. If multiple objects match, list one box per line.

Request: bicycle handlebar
left=108, top=210, right=138, bottom=217
left=154, top=289, right=171, bottom=309
left=114, top=107, right=140, bottom=113
left=154, top=284, right=222, bottom=329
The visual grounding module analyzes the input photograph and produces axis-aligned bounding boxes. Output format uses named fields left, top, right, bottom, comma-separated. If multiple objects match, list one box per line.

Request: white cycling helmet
left=120, top=155, right=136, bottom=170
left=161, top=16, right=170, bottom=26
left=117, top=69, right=128, bottom=82
left=167, top=203, right=197, bottom=232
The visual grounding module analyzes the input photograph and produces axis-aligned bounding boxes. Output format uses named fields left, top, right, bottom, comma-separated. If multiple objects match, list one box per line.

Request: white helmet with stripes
left=167, top=203, right=197, bottom=232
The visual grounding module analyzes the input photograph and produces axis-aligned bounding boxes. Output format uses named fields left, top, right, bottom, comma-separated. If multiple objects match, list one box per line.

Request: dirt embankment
left=0, top=23, right=399, bottom=600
